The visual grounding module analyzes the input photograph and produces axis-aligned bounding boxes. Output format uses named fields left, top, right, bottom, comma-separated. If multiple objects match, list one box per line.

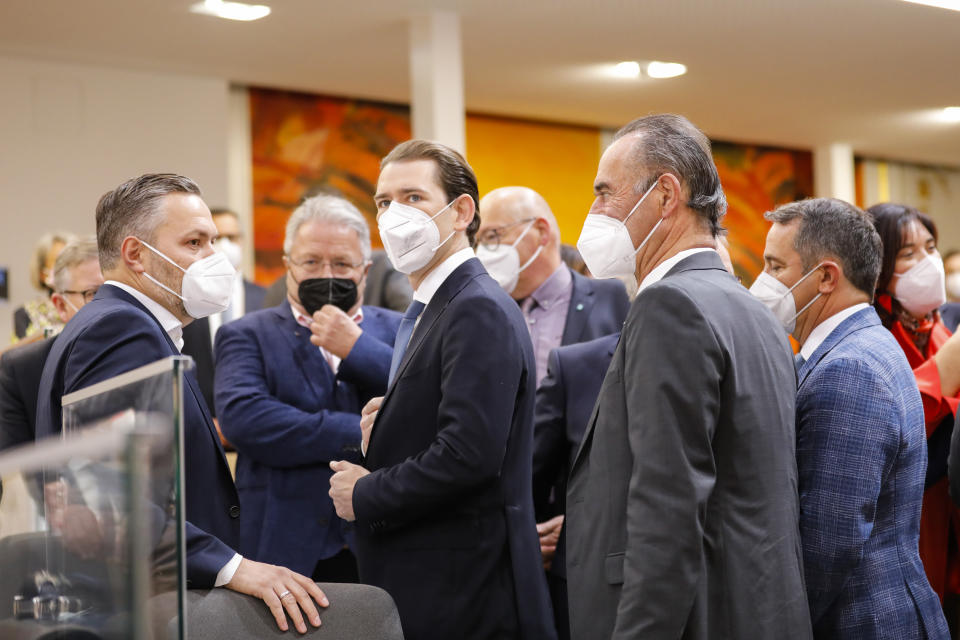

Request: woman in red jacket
left=868, top=203, right=960, bottom=604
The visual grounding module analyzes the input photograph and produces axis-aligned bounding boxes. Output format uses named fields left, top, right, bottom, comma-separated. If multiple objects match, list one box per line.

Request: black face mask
left=298, top=277, right=358, bottom=316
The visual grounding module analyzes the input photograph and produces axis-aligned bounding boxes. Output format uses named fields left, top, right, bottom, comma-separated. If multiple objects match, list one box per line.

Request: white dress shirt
left=103, top=280, right=242, bottom=586
left=413, top=247, right=476, bottom=306
left=636, top=248, right=717, bottom=295
left=799, top=302, right=870, bottom=361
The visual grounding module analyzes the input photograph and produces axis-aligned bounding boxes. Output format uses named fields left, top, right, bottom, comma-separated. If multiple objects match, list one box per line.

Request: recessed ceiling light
left=646, top=61, right=687, bottom=79
left=942, top=107, right=960, bottom=123
left=190, top=0, right=271, bottom=21
left=612, top=61, right=642, bottom=78
left=900, top=0, right=960, bottom=11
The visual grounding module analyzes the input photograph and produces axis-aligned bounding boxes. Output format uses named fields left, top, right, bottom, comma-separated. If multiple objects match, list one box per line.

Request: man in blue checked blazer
left=756, top=198, right=948, bottom=639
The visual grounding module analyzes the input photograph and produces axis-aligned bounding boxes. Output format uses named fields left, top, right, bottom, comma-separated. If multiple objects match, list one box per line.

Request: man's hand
left=226, top=558, right=328, bottom=633
left=329, top=460, right=370, bottom=522
left=309, top=305, right=362, bottom=359
left=536, top=515, right=564, bottom=571
left=360, top=396, right=383, bottom=453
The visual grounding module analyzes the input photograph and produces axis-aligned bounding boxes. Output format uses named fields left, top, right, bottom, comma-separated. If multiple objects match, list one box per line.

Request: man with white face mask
left=327, top=141, right=555, bottom=640
left=475, top=187, right=628, bottom=386
left=182, top=207, right=266, bottom=421
left=754, top=198, right=948, bottom=638
left=565, top=114, right=811, bottom=640
left=35, top=174, right=330, bottom=635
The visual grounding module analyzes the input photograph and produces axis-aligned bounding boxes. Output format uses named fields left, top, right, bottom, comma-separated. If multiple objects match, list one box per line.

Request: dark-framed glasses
left=61, top=287, right=100, bottom=303
left=286, top=256, right=365, bottom=278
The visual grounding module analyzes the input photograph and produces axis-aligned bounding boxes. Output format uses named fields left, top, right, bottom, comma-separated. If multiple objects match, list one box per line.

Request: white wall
left=0, top=56, right=233, bottom=343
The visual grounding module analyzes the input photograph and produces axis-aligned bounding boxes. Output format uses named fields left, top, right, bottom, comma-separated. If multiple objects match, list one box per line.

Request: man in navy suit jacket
left=757, top=198, right=948, bottom=638
left=476, top=186, right=629, bottom=386
left=215, top=194, right=400, bottom=581
left=34, top=174, right=327, bottom=635
left=328, top=141, right=556, bottom=640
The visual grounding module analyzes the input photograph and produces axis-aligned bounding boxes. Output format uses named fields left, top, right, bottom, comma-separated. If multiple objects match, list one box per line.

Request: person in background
left=940, top=249, right=960, bottom=332
left=214, top=194, right=399, bottom=583
left=363, top=250, right=414, bottom=312
left=12, top=231, right=74, bottom=342
left=867, top=203, right=960, bottom=615
left=559, top=243, right=589, bottom=277
left=565, top=114, right=811, bottom=639
left=475, top=186, right=629, bottom=386
left=181, top=208, right=265, bottom=421
left=754, top=198, right=947, bottom=638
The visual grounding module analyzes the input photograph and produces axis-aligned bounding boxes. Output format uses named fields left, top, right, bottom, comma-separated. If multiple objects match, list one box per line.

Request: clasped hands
left=328, top=396, right=381, bottom=521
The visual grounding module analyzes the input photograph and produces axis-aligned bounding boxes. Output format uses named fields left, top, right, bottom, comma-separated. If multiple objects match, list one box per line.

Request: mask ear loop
left=513, top=220, right=543, bottom=273
left=784, top=262, right=828, bottom=324
left=622, top=177, right=665, bottom=262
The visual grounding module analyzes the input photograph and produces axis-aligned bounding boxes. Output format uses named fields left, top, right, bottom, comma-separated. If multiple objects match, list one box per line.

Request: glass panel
left=0, top=356, right=190, bottom=640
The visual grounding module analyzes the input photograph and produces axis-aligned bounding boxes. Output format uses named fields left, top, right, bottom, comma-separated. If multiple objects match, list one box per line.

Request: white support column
left=409, top=10, right=465, bottom=154
left=813, top=143, right=856, bottom=203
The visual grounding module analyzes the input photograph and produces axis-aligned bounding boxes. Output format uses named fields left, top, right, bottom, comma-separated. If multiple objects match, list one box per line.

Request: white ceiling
left=1, top=0, right=959, bottom=166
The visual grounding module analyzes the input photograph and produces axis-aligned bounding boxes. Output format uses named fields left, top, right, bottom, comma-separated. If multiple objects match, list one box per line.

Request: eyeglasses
left=286, top=256, right=364, bottom=278
left=61, top=287, right=100, bottom=303
left=477, top=218, right=536, bottom=251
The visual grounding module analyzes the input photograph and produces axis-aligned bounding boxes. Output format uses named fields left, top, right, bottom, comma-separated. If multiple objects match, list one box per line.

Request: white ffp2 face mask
left=576, top=178, right=662, bottom=279
left=140, top=240, right=236, bottom=319
left=475, top=219, right=542, bottom=294
left=749, top=263, right=825, bottom=334
left=892, top=253, right=946, bottom=317
left=378, top=199, right=457, bottom=275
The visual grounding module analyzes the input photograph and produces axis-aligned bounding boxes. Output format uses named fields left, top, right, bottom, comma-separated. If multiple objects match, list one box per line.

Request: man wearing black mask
left=213, top=194, right=401, bottom=582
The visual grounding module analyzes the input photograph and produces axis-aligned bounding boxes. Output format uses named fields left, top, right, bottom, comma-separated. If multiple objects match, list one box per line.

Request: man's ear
left=818, top=261, right=842, bottom=294
left=50, top=293, right=70, bottom=324
left=452, top=195, right=476, bottom=232
left=658, top=173, right=684, bottom=218
left=120, top=236, right=146, bottom=274
left=533, top=217, right=551, bottom=245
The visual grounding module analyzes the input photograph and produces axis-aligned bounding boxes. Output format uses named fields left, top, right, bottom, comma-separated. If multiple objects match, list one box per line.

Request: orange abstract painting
left=250, top=87, right=411, bottom=285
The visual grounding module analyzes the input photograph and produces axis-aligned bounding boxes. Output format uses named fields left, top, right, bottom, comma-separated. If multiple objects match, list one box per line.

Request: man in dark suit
left=182, top=208, right=266, bottom=419
left=756, top=198, right=948, bottom=637
left=532, top=332, right=618, bottom=640
left=476, top=186, right=629, bottom=386
left=214, top=194, right=400, bottom=582
left=566, top=115, right=812, bottom=639
left=1, top=237, right=103, bottom=454
left=328, top=140, right=556, bottom=640
left=34, top=173, right=327, bottom=635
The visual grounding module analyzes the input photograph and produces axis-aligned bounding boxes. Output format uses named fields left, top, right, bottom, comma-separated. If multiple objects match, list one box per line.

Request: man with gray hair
left=566, top=114, right=812, bottom=639
left=214, top=193, right=400, bottom=583
left=752, top=198, right=948, bottom=638
left=36, top=174, right=330, bottom=634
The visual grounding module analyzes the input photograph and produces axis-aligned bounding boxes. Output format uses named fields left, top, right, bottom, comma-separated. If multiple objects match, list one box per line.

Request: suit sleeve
left=214, top=322, right=362, bottom=467
left=532, top=347, right=568, bottom=520
left=0, top=352, right=32, bottom=450
left=613, top=284, right=723, bottom=639
left=797, top=358, right=899, bottom=621
left=337, top=324, right=395, bottom=399
left=353, top=295, right=523, bottom=529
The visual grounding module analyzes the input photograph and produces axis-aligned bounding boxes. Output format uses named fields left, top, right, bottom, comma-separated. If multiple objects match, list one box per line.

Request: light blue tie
left=389, top=300, right=426, bottom=384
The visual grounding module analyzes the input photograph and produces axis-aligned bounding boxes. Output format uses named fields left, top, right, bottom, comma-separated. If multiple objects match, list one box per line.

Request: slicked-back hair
left=96, top=173, right=201, bottom=271
left=613, top=114, right=727, bottom=236
left=866, top=203, right=938, bottom=297
left=765, top=198, right=882, bottom=296
left=381, top=140, right=481, bottom=246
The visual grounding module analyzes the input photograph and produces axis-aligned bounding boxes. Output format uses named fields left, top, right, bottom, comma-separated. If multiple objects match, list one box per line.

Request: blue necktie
left=389, top=300, right=426, bottom=384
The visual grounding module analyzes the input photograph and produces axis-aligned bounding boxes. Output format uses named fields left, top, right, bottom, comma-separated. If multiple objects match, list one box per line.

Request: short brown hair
left=96, top=173, right=201, bottom=270
left=381, top=140, right=481, bottom=246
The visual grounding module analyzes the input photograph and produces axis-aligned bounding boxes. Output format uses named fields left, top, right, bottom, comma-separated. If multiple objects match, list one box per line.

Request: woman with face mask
left=868, top=203, right=960, bottom=608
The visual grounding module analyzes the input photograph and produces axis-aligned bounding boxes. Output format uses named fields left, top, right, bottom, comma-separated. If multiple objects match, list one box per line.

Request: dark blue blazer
left=1, top=336, right=56, bottom=450
left=533, top=332, right=619, bottom=577
left=560, top=269, right=629, bottom=346
left=940, top=302, right=960, bottom=334
left=213, top=302, right=400, bottom=575
left=34, top=284, right=241, bottom=589
left=797, top=307, right=948, bottom=638
left=354, top=258, right=556, bottom=640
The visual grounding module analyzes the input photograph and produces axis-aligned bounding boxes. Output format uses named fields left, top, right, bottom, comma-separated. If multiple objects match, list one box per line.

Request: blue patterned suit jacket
left=797, top=306, right=948, bottom=639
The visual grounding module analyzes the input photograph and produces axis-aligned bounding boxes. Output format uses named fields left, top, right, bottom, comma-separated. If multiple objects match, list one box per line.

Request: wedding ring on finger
left=277, top=589, right=292, bottom=600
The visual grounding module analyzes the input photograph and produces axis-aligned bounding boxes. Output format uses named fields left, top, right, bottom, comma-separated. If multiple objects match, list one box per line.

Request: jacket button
left=229, top=505, right=241, bottom=519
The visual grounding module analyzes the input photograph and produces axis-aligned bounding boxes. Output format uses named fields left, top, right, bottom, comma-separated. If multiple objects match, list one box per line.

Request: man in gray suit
left=566, top=114, right=812, bottom=639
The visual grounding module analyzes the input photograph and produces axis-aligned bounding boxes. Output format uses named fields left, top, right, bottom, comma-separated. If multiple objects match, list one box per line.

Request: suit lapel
left=797, top=307, right=877, bottom=388
left=561, top=269, right=593, bottom=345
left=270, top=304, right=334, bottom=403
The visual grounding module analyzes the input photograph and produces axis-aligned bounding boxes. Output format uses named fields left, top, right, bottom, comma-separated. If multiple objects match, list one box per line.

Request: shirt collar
left=413, top=248, right=475, bottom=306
left=637, top=248, right=716, bottom=295
left=799, top=302, right=870, bottom=360
left=528, top=264, right=572, bottom=310
left=291, top=301, right=364, bottom=328
left=104, top=280, right=184, bottom=351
